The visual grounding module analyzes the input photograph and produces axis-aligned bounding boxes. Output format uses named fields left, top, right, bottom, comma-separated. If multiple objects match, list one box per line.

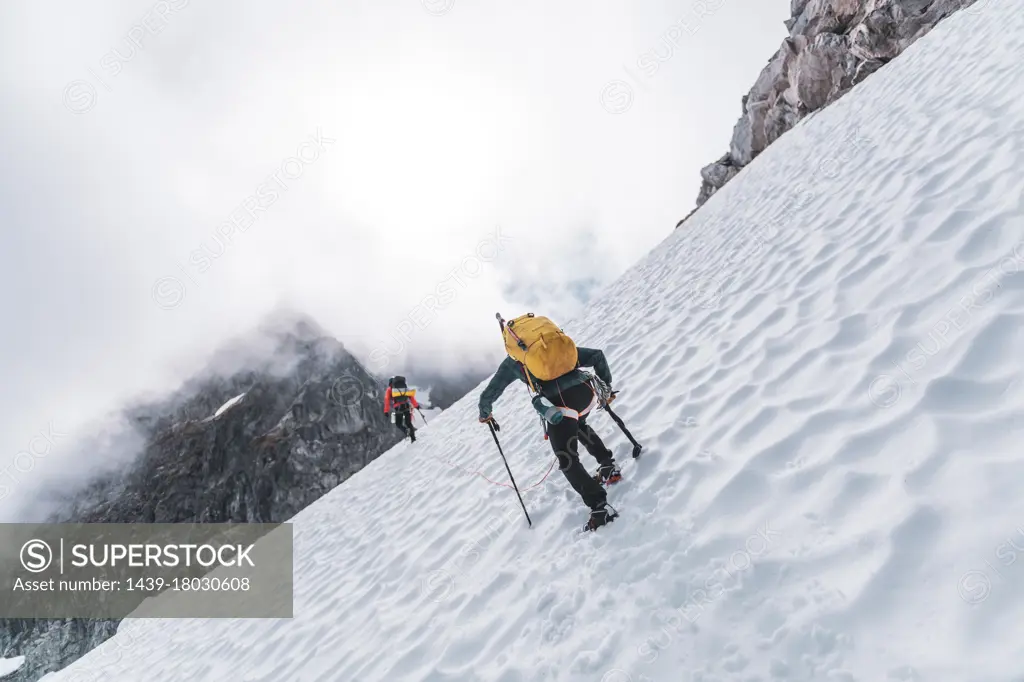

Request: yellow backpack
left=501, top=313, right=579, bottom=382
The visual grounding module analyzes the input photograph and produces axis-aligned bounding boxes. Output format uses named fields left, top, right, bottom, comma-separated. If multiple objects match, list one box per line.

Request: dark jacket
left=478, top=347, right=612, bottom=419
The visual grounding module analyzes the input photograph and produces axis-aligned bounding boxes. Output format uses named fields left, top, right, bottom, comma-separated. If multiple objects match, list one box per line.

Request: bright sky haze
left=0, top=0, right=790, bottom=519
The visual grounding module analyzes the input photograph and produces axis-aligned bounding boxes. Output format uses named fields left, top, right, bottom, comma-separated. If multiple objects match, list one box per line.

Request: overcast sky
left=0, top=0, right=790, bottom=518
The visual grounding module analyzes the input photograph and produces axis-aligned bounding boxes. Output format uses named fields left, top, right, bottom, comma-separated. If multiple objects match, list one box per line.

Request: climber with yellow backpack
left=385, top=376, right=421, bottom=442
left=478, top=313, right=624, bottom=532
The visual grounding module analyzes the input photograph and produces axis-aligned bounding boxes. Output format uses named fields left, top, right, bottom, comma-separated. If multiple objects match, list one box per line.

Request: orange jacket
left=384, top=386, right=420, bottom=413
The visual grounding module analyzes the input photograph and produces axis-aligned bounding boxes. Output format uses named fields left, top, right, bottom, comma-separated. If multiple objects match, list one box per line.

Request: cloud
left=0, top=0, right=791, bottom=518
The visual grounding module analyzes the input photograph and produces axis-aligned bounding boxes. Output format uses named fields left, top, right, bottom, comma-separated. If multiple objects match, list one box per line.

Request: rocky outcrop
left=691, top=0, right=979, bottom=211
left=0, top=315, right=406, bottom=681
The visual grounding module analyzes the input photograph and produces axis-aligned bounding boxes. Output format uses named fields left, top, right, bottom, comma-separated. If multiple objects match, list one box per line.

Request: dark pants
left=394, top=405, right=415, bottom=439
left=546, top=382, right=615, bottom=510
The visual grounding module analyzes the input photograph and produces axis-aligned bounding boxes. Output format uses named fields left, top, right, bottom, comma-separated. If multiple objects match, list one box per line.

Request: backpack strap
left=498, top=311, right=542, bottom=395
left=513, top=358, right=541, bottom=395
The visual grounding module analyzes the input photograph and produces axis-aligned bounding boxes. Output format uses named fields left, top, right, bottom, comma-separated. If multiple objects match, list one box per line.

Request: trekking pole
left=602, top=395, right=643, bottom=458
left=416, top=406, right=428, bottom=424
left=486, top=420, right=532, bottom=528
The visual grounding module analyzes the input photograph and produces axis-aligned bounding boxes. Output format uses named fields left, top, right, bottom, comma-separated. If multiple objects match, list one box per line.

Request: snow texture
left=204, top=392, right=246, bottom=422
left=45, top=2, right=1024, bottom=680
left=0, top=656, right=25, bottom=677
left=414, top=406, right=444, bottom=425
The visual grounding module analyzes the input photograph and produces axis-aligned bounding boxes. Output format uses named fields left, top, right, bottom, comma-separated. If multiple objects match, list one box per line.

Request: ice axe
left=496, top=312, right=528, bottom=351
left=591, top=378, right=643, bottom=458
left=601, top=395, right=643, bottom=458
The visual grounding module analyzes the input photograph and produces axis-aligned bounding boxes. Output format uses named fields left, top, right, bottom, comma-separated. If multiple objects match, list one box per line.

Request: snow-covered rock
left=0, top=656, right=25, bottom=678
left=205, top=392, right=246, bottom=421
left=0, top=316, right=405, bottom=681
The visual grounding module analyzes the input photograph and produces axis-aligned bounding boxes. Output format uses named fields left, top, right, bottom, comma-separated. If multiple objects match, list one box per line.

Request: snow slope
left=414, top=406, right=443, bottom=425
left=0, top=656, right=25, bottom=677
left=202, top=392, right=247, bottom=422
left=45, top=3, right=1024, bottom=681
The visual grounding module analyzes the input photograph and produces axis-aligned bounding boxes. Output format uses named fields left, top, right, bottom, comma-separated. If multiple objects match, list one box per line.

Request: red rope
left=410, top=402, right=558, bottom=492
left=431, top=448, right=558, bottom=492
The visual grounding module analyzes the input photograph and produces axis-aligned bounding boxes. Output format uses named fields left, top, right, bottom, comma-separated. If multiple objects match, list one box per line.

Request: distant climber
left=385, top=376, right=421, bottom=442
left=479, top=313, right=622, bottom=532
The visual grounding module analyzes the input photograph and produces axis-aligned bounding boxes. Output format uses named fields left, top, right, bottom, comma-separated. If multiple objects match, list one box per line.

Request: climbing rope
left=431, top=449, right=558, bottom=492
left=405, top=410, right=558, bottom=492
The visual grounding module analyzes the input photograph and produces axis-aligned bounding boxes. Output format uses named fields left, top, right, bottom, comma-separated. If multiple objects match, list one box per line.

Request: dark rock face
left=0, top=317, right=406, bottom=681
left=690, top=0, right=980, bottom=212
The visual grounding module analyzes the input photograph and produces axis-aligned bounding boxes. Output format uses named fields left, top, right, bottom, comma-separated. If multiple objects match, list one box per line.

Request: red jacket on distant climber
left=384, top=386, right=420, bottom=414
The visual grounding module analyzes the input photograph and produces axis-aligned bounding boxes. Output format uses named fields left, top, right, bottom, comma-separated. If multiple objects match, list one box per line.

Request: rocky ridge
left=690, top=0, right=980, bottom=213
left=0, top=316, right=406, bottom=681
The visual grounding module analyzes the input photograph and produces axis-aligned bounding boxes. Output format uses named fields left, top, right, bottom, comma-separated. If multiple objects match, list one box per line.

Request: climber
left=478, top=313, right=622, bottom=532
left=384, top=376, right=421, bottom=442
